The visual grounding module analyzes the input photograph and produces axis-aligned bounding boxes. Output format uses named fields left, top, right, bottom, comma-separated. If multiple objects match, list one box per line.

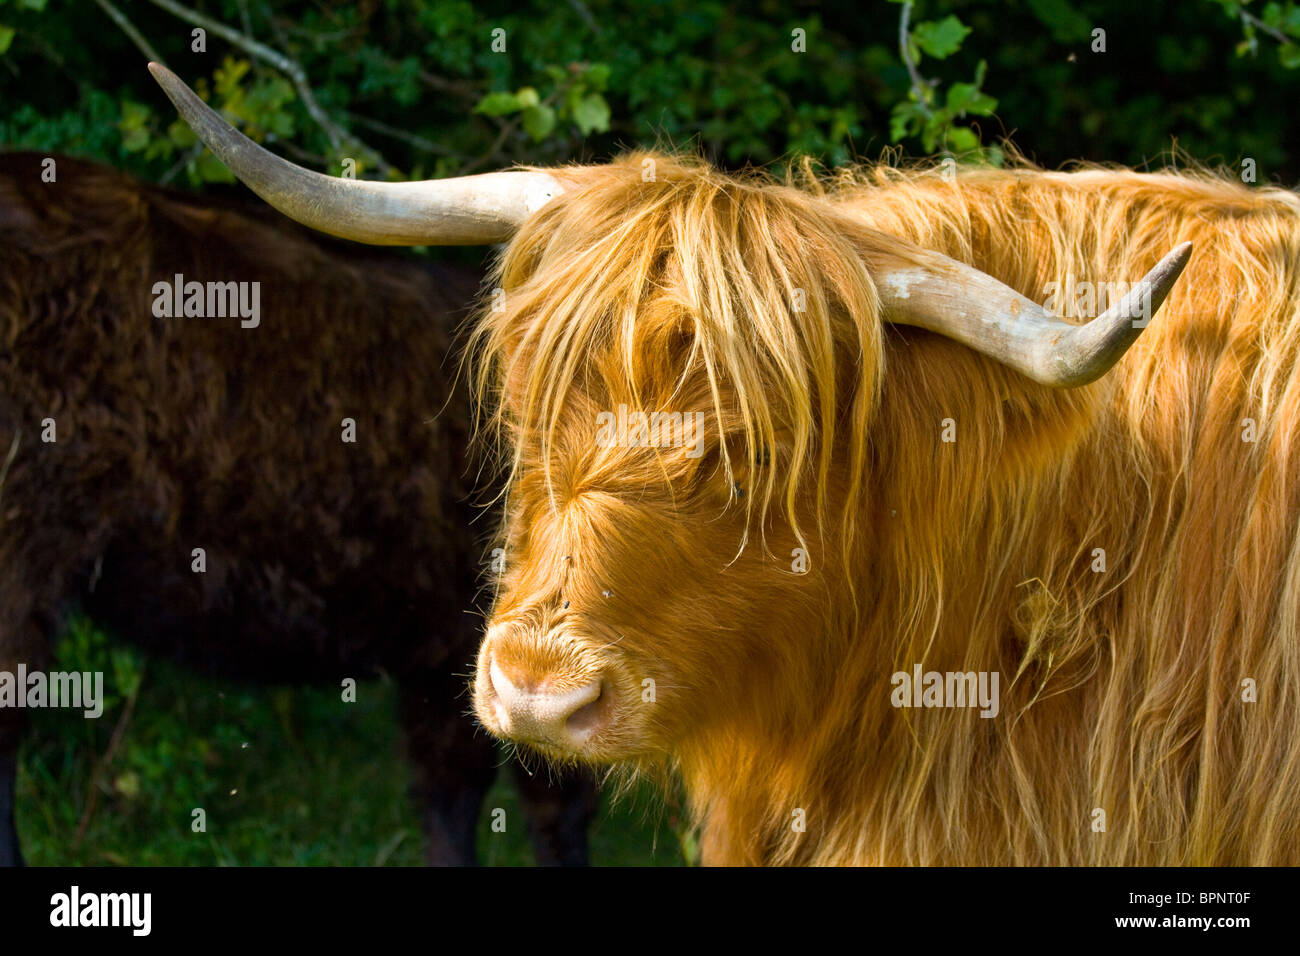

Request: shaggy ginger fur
left=471, top=152, right=1300, bottom=865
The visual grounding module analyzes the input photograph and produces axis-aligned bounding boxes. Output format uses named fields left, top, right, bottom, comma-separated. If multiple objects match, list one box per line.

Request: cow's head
left=465, top=155, right=899, bottom=763
left=151, top=64, right=1190, bottom=766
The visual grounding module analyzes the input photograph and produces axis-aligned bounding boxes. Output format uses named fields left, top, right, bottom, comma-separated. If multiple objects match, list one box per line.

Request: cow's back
left=819, top=166, right=1300, bottom=864
left=0, top=152, right=485, bottom=679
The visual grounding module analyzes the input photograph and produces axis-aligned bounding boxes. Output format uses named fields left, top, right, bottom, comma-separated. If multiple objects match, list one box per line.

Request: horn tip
left=147, top=62, right=183, bottom=96
left=1150, top=240, right=1194, bottom=298
left=1162, top=240, right=1193, bottom=277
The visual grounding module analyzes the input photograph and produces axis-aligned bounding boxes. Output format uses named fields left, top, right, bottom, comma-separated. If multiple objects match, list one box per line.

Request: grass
left=16, top=618, right=687, bottom=866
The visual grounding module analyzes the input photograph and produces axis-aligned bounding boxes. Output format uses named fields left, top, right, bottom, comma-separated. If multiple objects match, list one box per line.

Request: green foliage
left=473, top=62, right=611, bottom=142
left=19, top=619, right=684, bottom=865
left=910, top=14, right=972, bottom=60
left=5, top=0, right=1300, bottom=182
left=1026, top=0, right=1094, bottom=43
left=115, top=55, right=307, bottom=185
left=1212, top=0, right=1300, bottom=66
left=0, top=0, right=42, bottom=55
left=890, top=3, right=1000, bottom=159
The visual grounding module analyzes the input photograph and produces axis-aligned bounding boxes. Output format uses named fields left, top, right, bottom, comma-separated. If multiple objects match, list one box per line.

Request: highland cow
left=0, top=151, right=595, bottom=867
left=154, top=62, right=1300, bottom=866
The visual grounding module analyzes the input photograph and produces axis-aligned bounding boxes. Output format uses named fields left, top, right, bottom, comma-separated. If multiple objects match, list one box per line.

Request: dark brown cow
left=0, top=152, right=595, bottom=866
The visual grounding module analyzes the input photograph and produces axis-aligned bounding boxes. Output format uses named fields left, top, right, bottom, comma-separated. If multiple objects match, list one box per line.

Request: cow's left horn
left=148, top=63, right=563, bottom=245
left=875, top=241, right=1193, bottom=387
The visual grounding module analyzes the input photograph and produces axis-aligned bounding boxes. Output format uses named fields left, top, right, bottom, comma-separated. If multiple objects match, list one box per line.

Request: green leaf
left=195, top=151, right=236, bottom=184
left=110, top=647, right=143, bottom=699
left=584, top=63, right=611, bottom=91
left=514, top=86, right=540, bottom=108
left=922, top=108, right=956, bottom=153
left=520, top=103, right=556, bottom=141
left=167, top=119, right=196, bottom=148
left=120, top=127, right=149, bottom=152
left=117, top=100, right=153, bottom=152
left=1279, top=43, right=1300, bottom=68
left=1026, top=0, right=1093, bottom=43
left=889, top=100, right=924, bottom=142
left=118, top=100, right=150, bottom=127
left=213, top=57, right=251, bottom=102
left=945, top=126, right=980, bottom=152
left=0, top=25, right=14, bottom=55
left=474, top=91, right=522, bottom=116
left=563, top=81, right=586, bottom=116
left=142, top=135, right=176, bottom=162
left=572, top=92, right=611, bottom=134
left=947, top=82, right=975, bottom=111
left=947, top=82, right=997, bottom=115
left=912, top=15, right=971, bottom=60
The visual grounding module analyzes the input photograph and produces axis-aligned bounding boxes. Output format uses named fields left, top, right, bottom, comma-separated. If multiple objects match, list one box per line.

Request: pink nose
left=488, top=659, right=607, bottom=748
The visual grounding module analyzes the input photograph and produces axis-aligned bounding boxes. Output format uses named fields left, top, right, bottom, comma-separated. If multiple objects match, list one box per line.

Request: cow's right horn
left=148, top=62, right=563, bottom=246
left=874, top=241, right=1193, bottom=388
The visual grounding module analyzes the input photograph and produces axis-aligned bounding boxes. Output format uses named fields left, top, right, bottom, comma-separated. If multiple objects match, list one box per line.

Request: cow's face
left=468, top=157, right=879, bottom=764
left=472, top=393, right=829, bottom=764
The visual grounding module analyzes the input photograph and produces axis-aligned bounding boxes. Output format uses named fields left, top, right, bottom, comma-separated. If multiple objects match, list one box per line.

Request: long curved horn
left=148, top=62, right=562, bottom=245
left=874, top=241, right=1193, bottom=387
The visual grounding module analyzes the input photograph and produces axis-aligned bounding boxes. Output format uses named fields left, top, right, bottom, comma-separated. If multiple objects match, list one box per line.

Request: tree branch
left=899, top=1, right=935, bottom=119
left=343, top=111, right=459, bottom=158
left=1240, top=9, right=1291, bottom=47
left=144, top=0, right=392, bottom=173
left=418, top=67, right=478, bottom=97
left=566, top=0, right=602, bottom=34
left=92, top=0, right=163, bottom=63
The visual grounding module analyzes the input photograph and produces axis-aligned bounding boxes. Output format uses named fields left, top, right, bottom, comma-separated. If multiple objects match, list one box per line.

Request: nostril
left=488, top=659, right=517, bottom=700
left=565, top=683, right=610, bottom=736
left=486, top=654, right=608, bottom=746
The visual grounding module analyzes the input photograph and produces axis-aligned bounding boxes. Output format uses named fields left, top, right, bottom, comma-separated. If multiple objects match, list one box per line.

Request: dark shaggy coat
left=0, top=152, right=594, bottom=866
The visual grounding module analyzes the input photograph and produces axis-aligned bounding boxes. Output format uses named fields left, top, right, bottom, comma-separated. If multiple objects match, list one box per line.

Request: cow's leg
left=510, top=759, right=599, bottom=866
left=0, top=723, right=23, bottom=867
left=398, top=670, right=497, bottom=866
left=0, top=611, right=41, bottom=869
